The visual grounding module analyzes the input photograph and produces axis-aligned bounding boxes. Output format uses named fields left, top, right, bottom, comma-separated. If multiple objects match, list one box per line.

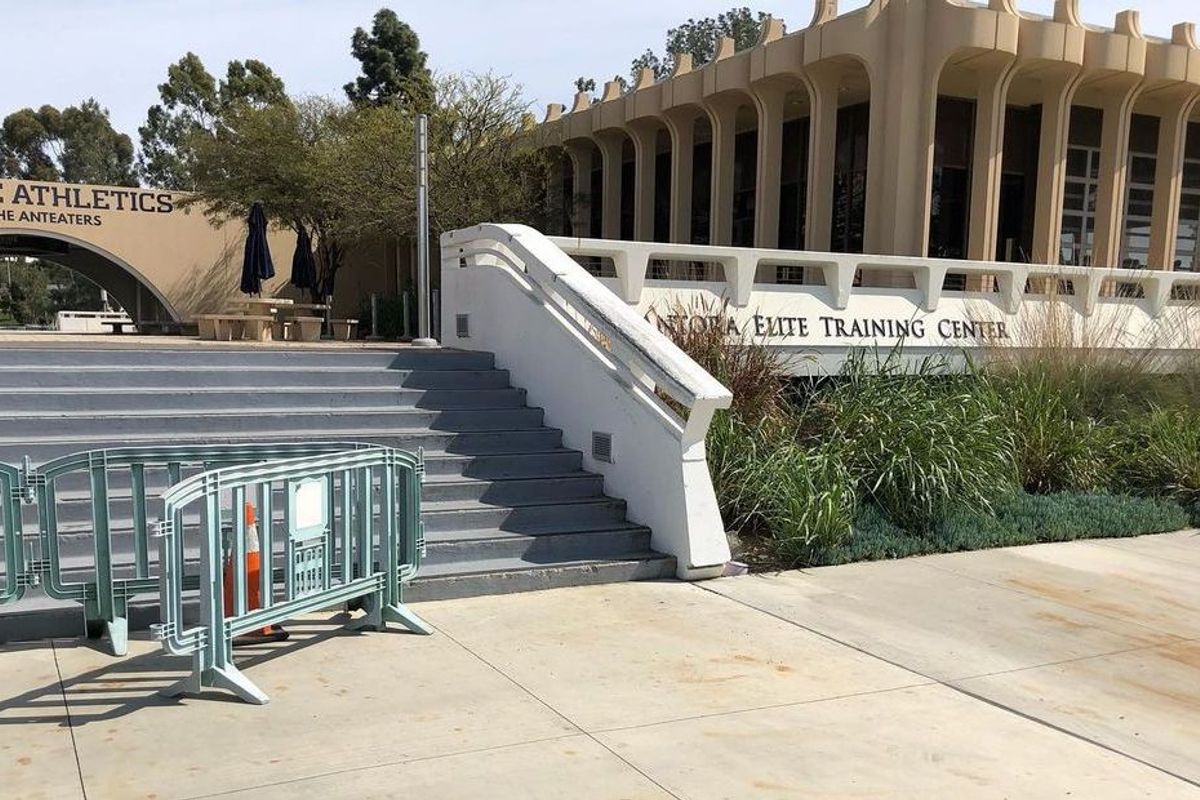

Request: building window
left=1119, top=114, right=1160, bottom=269
left=1175, top=122, right=1200, bottom=272
left=778, top=117, right=810, bottom=250
left=1060, top=106, right=1102, bottom=266
left=776, top=265, right=806, bottom=284
left=928, top=97, right=975, bottom=259
left=831, top=103, right=869, bottom=254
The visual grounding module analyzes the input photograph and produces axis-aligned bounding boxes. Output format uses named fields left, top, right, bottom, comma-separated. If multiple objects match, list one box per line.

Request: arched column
left=563, top=141, right=595, bottom=238
left=595, top=132, right=626, bottom=240
left=663, top=110, right=698, bottom=245
left=1031, top=69, right=1083, bottom=264
left=704, top=97, right=740, bottom=246
left=751, top=83, right=787, bottom=249
left=803, top=67, right=840, bottom=252
left=628, top=122, right=660, bottom=242
left=1148, top=95, right=1200, bottom=269
left=967, top=59, right=1018, bottom=261
left=1090, top=78, right=1145, bottom=267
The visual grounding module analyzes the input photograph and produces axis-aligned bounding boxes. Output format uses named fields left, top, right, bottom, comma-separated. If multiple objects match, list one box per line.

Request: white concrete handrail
left=440, top=224, right=734, bottom=580
left=443, top=224, right=732, bottom=442
left=548, top=236, right=1200, bottom=318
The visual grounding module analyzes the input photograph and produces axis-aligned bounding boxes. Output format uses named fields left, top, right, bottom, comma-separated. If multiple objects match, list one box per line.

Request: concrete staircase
left=0, top=344, right=674, bottom=632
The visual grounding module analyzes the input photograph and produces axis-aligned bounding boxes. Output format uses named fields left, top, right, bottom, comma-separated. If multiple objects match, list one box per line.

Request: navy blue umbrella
left=240, top=202, right=275, bottom=295
left=290, top=224, right=317, bottom=292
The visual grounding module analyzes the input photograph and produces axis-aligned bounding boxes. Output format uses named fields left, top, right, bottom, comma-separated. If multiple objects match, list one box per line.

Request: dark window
left=732, top=129, right=757, bottom=247
left=928, top=97, right=974, bottom=259
left=778, top=117, right=810, bottom=250
left=831, top=103, right=869, bottom=254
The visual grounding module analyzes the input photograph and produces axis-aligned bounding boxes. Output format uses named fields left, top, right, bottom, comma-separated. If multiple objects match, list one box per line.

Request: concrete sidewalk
left=2, top=531, right=1198, bottom=799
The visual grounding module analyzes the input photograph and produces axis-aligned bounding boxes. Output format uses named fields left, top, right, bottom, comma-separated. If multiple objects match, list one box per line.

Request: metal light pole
left=412, top=113, right=437, bottom=347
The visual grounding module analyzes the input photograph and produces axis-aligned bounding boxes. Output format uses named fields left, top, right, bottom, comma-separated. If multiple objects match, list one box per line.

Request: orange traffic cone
left=224, top=502, right=288, bottom=645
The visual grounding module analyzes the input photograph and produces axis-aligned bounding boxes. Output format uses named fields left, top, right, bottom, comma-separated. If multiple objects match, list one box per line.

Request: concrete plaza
left=2, top=531, right=1198, bottom=799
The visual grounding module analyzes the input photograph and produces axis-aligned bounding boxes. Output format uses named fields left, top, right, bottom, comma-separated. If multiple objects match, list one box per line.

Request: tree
left=344, top=9, right=433, bottom=109
left=0, top=100, right=135, bottom=185
left=186, top=97, right=352, bottom=300
left=327, top=72, right=553, bottom=242
left=574, top=8, right=769, bottom=97
left=138, top=53, right=287, bottom=189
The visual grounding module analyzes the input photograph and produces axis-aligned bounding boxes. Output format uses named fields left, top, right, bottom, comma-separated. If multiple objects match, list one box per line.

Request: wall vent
left=455, top=314, right=470, bottom=338
left=592, top=431, right=614, bottom=464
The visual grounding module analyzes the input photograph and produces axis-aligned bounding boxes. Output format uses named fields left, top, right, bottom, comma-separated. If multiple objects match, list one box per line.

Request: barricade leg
left=161, top=654, right=269, bottom=705
left=348, top=590, right=432, bottom=635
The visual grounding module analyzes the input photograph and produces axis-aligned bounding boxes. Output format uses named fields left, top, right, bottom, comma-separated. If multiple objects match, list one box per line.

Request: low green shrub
left=810, top=492, right=1189, bottom=567
left=810, top=351, right=1016, bottom=531
left=983, top=367, right=1118, bottom=493
left=1115, top=406, right=1200, bottom=517
left=706, top=411, right=855, bottom=566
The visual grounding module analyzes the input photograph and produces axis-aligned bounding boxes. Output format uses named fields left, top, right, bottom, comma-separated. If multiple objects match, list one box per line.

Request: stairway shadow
left=0, top=613, right=370, bottom=724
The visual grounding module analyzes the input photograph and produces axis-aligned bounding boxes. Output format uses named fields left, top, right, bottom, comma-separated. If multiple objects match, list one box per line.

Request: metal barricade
left=154, top=446, right=428, bottom=705
left=0, top=461, right=31, bottom=604
left=26, top=441, right=376, bottom=655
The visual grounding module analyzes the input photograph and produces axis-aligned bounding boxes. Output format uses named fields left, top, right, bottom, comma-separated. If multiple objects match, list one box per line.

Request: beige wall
left=0, top=178, right=297, bottom=321
left=538, top=0, right=1200, bottom=276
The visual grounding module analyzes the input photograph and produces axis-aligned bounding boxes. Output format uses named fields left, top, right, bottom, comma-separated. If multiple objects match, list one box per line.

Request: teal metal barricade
left=0, top=461, right=31, bottom=604
left=26, top=442, right=376, bottom=655
left=154, top=446, right=429, bottom=704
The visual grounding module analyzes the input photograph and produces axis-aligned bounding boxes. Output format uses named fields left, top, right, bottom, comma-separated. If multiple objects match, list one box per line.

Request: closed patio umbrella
left=240, top=202, right=275, bottom=295
left=290, top=224, right=317, bottom=293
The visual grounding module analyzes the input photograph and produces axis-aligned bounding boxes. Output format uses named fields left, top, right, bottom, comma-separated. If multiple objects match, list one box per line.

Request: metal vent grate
left=591, top=431, right=614, bottom=464
left=455, top=314, right=470, bottom=338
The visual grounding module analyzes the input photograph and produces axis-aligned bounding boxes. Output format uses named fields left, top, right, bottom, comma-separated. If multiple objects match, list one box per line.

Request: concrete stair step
left=0, top=552, right=677, bottom=642
left=405, top=553, right=676, bottom=602
left=6, top=366, right=512, bottom=390
left=2, top=429, right=567, bottom=464
left=0, top=387, right=528, bottom=413
left=422, top=497, right=628, bottom=533
left=21, top=520, right=652, bottom=582
left=23, top=473, right=606, bottom=528
left=423, top=450, right=583, bottom=479
left=422, top=473, right=604, bottom=504
left=0, top=346, right=495, bottom=370
left=0, top=407, right=545, bottom=438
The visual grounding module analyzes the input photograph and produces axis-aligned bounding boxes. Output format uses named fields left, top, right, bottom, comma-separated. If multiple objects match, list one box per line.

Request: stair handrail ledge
left=442, top=224, right=733, bottom=446
left=441, top=223, right=734, bottom=580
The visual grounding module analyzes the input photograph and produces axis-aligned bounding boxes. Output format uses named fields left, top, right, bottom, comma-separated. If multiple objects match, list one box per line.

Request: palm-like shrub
left=1115, top=407, right=1200, bottom=515
left=986, top=368, right=1118, bottom=493
left=812, top=351, right=1016, bottom=530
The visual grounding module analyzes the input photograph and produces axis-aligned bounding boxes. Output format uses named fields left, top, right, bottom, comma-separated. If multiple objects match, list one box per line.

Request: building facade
left=538, top=0, right=1200, bottom=285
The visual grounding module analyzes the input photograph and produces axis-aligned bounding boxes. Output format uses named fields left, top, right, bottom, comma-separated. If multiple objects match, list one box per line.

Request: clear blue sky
left=2, top=0, right=1195, bottom=142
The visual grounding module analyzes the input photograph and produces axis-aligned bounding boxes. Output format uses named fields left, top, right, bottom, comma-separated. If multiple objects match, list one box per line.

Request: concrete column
left=866, top=5, right=935, bottom=258
left=752, top=85, right=786, bottom=249
left=628, top=124, right=659, bottom=242
left=804, top=69, right=839, bottom=252
left=1148, top=91, right=1200, bottom=270
left=595, top=133, right=625, bottom=240
left=967, top=60, right=1016, bottom=262
left=705, top=99, right=740, bottom=246
left=1031, top=69, right=1082, bottom=265
left=564, top=141, right=594, bottom=238
left=664, top=110, right=696, bottom=244
left=1090, top=79, right=1143, bottom=268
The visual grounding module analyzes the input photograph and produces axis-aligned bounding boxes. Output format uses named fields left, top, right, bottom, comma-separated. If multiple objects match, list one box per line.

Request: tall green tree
left=576, top=7, right=770, bottom=92
left=187, top=97, right=352, bottom=300
left=344, top=9, right=433, bottom=109
left=137, top=53, right=286, bottom=189
left=0, top=100, right=135, bottom=185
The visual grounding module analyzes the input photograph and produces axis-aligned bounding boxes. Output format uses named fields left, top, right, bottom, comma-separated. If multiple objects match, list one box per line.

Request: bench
left=290, top=316, right=324, bottom=342
left=329, top=319, right=359, bottom=341
left=100, top=320, right=137, bottom=335
left=194, top=314, right=274, bottom=341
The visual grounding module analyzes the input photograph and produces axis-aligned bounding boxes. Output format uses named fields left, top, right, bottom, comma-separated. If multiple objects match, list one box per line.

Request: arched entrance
left=0, top=178, right=295, bottom=324
left=0, top=229, right=179, bottom=322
